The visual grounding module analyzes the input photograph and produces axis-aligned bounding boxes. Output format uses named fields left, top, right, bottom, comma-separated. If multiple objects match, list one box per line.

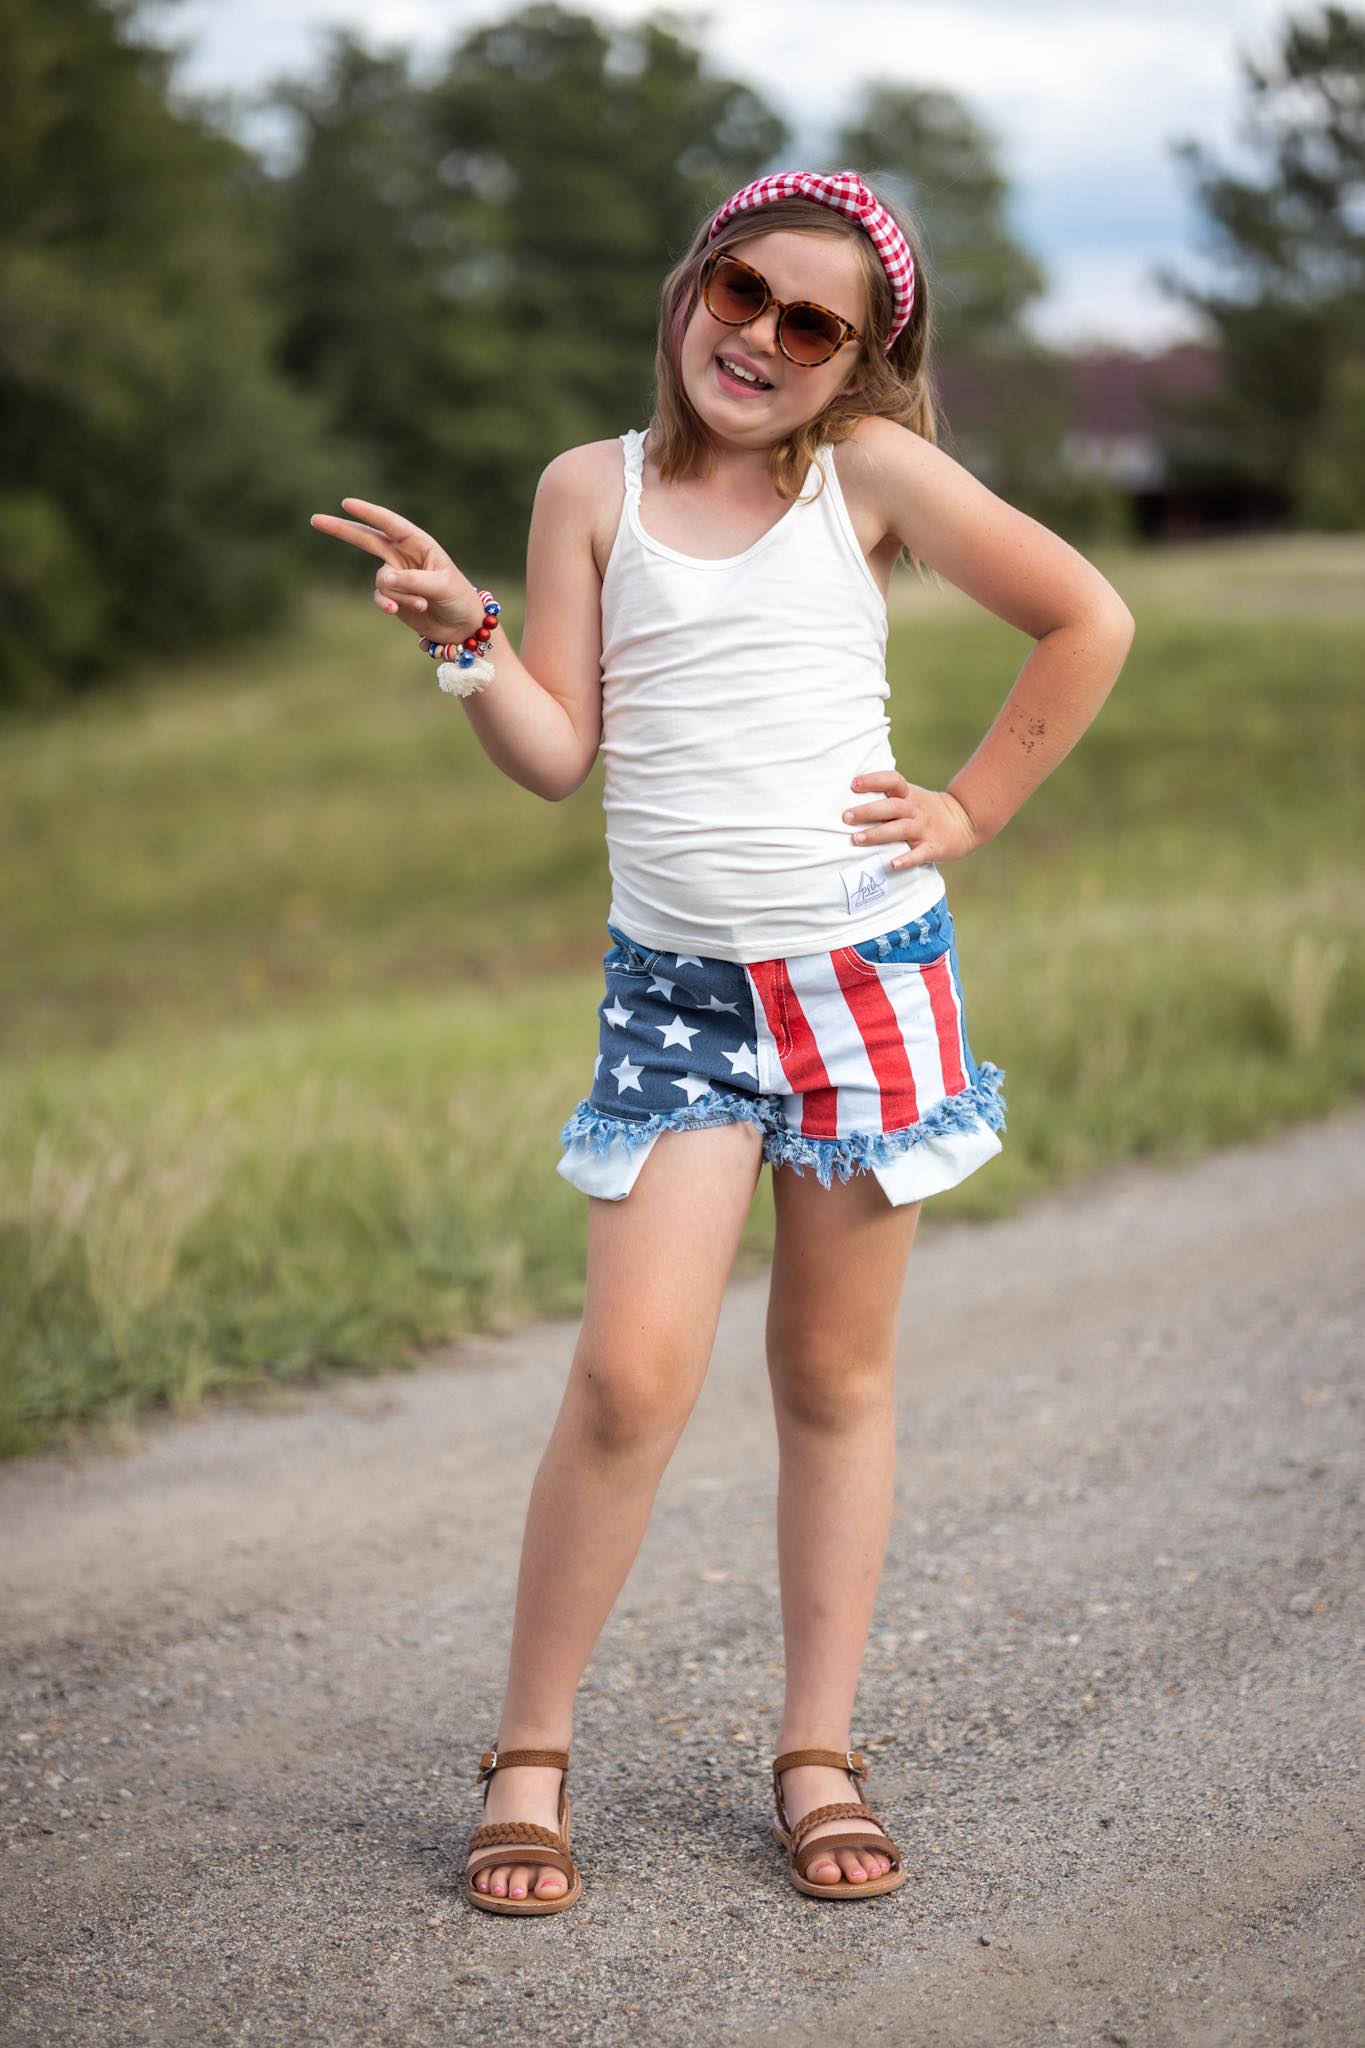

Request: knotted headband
left=707, top=169, right=916, bottom=353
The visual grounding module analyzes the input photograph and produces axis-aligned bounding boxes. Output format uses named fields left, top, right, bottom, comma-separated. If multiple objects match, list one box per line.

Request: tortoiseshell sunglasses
left=700, top=249, right=864, bottom=366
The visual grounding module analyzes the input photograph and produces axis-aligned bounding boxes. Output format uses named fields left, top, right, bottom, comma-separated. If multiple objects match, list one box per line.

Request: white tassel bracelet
left=421, top=588, right=501, bottom=697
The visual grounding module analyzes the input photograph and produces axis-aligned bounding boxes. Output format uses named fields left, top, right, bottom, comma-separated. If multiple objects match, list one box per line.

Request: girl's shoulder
left=536, top=436, right=633, bottom=582
left=827, top=414, right=931, bottom=510
left=829, top=415, right=990, bottom=565
left=826, top=419, right=921, bottom=597
left=538, top=434, right=630, bottom=508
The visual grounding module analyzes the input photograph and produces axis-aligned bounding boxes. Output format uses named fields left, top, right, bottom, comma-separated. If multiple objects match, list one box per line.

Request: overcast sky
left=152, top=0, right=1295, bottom=350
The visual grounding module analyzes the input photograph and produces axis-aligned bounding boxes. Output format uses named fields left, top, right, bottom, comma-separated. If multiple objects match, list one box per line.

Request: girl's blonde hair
left=647, top=176, right=942, bottom=579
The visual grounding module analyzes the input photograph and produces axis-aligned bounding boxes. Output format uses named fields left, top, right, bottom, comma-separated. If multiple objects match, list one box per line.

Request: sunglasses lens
left=703, top=256, right=844, bottom=364
left=706, top=256, right=766, bottom=325
left=781, top=305, right=843, bottom=363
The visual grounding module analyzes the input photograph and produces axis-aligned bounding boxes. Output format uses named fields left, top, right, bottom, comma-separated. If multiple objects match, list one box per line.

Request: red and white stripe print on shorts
left=557, top=894, right=1006, bottom=1207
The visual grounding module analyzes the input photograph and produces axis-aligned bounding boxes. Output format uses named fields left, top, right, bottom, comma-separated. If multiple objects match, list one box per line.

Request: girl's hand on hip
left=843, top=771, right=981, bottom=867
left=308, top=497, right=487, bottom=640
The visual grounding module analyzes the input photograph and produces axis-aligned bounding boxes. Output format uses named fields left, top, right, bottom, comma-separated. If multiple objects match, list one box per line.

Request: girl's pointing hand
left=843, top=771, right=981, bottom=868
left=308, top=497, right=488, bottom=641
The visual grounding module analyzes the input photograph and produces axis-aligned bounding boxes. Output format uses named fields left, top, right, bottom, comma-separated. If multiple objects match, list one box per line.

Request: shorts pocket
left=842, top=899, right=954, bottom=974
left=604, top=923, right=661, bottom=976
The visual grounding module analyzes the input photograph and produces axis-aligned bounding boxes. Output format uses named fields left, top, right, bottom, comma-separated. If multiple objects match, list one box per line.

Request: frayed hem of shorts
left=559, top=1086, right=782, bottom=1159
left=762, top=1061, right=1008, bottom=1191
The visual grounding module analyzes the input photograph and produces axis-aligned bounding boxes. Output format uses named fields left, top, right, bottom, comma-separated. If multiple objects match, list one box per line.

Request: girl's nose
left=737, top=305, right=781, bottom=353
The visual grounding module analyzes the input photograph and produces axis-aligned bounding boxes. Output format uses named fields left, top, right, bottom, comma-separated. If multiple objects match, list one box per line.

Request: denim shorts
left=557, top=893, right=1006, bottom=1207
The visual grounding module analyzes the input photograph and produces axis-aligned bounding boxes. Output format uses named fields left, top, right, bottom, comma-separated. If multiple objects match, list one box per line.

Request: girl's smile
left=684, top=228, right=868, bottom=450
left=715, top=351, right=777, bottom=398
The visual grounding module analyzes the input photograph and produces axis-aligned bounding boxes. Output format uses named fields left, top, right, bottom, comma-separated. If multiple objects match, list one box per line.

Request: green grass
left=3, top=540, right=1362, bottom=1457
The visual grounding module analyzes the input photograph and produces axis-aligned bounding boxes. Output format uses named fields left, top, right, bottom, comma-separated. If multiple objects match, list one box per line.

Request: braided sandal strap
left=467, top=1820, right=568, bottom=1853
left=770, top=1749, right=869, bottom=1831
left=466, top=1841, right=578, bottom=1885
left=795, top=1827, right=903, bottom=1881
left=790, top=1800, right=881, bottom=1851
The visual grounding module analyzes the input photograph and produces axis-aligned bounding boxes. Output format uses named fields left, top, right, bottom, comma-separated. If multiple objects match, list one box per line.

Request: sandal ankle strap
left=771, top=1748, right=869, bottom=1833
left=772, top=1748, right=867, bottom=1780
left=477, top=1745, right=570, bottom=1785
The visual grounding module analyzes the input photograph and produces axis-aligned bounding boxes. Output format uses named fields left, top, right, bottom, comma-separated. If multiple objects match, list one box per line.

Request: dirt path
left=3, top=1108, right=1362, bottom=2047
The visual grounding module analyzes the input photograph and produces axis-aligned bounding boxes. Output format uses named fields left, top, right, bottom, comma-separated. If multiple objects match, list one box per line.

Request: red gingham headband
left=707, top=169, right=916, bottom=353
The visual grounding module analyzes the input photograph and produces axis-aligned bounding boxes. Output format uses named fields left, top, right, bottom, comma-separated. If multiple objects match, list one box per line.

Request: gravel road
left=3, top=1107, right=1362, bottom=2047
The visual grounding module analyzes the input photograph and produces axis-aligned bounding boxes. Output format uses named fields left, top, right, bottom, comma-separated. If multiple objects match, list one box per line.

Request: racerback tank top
left=598, top=424, right=945, bottom=961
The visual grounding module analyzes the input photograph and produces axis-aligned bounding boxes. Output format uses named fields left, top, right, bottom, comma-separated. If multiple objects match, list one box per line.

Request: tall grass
left=2, top=541, right=1361, bottom=1456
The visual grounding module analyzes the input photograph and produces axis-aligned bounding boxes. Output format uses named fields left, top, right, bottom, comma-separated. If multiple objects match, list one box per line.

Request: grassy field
left=2, top=535, right=1362, bottom=1457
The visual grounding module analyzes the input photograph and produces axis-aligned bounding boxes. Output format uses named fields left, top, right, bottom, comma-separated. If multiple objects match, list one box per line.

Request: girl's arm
left=310, top=450, right=606, bottom=803
left=844, top=418, right=1136, bottom=859
left=450, top=450, right=606, bottom=803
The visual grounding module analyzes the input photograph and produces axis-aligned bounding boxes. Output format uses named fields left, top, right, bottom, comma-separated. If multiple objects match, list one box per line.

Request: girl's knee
left=568, top=1342, right=701, bottom=1455
left=766, top=1346, right=895, bottom=1431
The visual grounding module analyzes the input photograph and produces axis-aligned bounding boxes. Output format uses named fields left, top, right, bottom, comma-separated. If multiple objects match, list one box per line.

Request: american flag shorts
left=557, top=893, right=1006, bottom=1207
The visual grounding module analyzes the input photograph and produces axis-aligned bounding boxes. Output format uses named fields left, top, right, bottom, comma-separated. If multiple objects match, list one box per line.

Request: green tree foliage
left=836, top=83, right=1047, bottom=355
left=1153, top=3, right=1365, bottom=525
left=268, top=4, right=788, bottom=579
left=264, top=33, right=494, bottom=566
left=835, top=84, right=1128, bottom=540
left=0, top=0, right=352, bottom=709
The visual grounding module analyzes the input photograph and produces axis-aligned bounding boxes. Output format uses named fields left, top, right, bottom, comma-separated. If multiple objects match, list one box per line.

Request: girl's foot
left=466, top=1761, right=570, bottom=1902
left=775, top=1759, right=895, bottom=1886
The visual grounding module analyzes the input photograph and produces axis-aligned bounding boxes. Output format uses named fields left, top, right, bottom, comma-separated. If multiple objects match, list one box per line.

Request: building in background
left=939, top=344, right=1290, bottom=542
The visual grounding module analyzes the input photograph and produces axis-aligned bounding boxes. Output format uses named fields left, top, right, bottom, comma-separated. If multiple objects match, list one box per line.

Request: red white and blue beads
left=421, top=589, right=501, bottom=696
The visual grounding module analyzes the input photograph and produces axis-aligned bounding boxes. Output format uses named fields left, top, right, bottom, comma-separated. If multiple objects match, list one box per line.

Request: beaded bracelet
left=420, top=588, right=502, bottom=697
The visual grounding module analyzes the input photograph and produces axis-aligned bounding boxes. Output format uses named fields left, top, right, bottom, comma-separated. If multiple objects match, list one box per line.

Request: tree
left=834, top=82, right=1126, bottom=536
left=1152, top=3, right=1365, bottom=525
left=263, top=32, right=494, bottom=557
left=0, top=0, right=348, bottom=709
left=836, top=82, right=1047, bottom=356
left=266, top=4, right=788, bottom=576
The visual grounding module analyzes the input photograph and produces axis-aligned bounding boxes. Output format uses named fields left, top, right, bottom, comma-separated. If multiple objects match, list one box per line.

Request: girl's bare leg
left=469, top=1119, right=765, bottom=1901
left=765, top=1164, right=923, bottom=1886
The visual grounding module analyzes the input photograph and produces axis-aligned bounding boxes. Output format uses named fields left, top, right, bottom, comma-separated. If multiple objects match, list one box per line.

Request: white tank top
left=599, top=425, right=945, bottom=961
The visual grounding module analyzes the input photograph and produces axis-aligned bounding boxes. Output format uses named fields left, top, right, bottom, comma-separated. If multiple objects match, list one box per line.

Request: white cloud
left=1023, top=245, right=1214, bottom=351
left=157, top=0, right=1294, bottom=348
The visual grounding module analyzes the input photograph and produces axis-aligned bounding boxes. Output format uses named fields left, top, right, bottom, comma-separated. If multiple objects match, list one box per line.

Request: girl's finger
left=842, top=797, right=904, bottom=823
left=340, top=496, right=442, bottom=553
left=372, top=589, right=428, bottom=620
left=310, top=513, right=402, bottom=568
left=376, top=566, right=456, bottom=597
left=373, top=567, right=430, bottom=610
left=852, top=822, right=914, bottom=846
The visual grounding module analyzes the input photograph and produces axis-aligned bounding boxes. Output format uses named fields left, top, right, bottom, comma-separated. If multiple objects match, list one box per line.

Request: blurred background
left=2, top=0, right=1361, bottom=1455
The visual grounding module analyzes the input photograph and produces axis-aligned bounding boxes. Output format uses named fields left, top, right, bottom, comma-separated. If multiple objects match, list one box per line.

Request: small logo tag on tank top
left=841, top=854, right=895, bottom=914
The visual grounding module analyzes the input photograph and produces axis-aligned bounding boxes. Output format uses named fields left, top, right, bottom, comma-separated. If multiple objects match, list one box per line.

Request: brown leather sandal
left=771, top=1746, right=908, bottom=1900
left=463, top=1745, right=583, bottom=1916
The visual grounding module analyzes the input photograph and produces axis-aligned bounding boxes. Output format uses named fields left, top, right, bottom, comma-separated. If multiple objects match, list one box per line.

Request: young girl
left=311, top=168, right=1135, bottom=1916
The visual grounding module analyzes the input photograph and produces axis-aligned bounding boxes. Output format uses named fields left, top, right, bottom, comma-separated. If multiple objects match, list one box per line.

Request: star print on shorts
left=557, top=909, right=1008, bottom=1207
left=594, top=945, right=761, bottom=1110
